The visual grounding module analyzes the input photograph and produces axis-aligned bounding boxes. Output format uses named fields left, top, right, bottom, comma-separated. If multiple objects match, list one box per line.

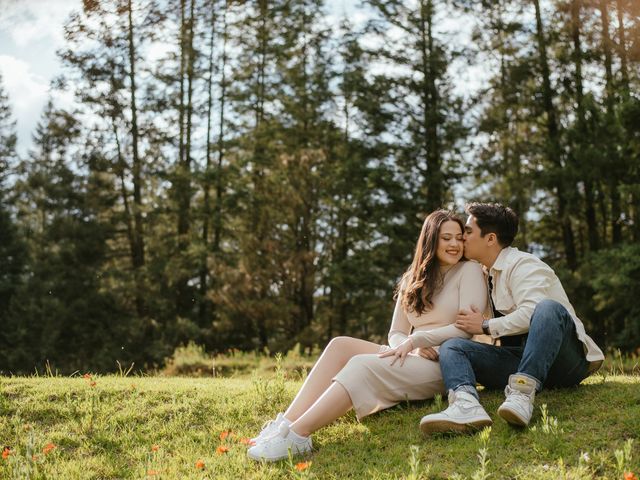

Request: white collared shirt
left=486, top=247, right=604, bottom=371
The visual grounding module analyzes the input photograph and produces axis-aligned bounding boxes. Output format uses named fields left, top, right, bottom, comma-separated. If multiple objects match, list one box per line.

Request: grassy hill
left=0, top=368, right=639, bottom=479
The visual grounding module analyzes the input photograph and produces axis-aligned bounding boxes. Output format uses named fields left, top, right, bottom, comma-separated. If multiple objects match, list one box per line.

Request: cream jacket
left=486, top=247, right=604, bottom=372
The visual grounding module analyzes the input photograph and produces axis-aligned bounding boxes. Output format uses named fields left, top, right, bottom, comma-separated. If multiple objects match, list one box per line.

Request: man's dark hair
left=465, top=202, right=519, bottom=247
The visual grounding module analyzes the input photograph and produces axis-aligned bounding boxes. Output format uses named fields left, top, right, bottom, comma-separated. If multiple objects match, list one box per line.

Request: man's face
left=463, top=215, right=485, bottom=261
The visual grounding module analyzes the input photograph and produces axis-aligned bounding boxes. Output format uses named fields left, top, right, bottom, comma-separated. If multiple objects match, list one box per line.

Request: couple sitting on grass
left=247, top=202, right=604, bottom=462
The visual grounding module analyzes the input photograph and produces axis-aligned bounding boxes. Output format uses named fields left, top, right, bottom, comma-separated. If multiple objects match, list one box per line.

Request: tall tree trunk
left=127, top=0, right=146, bottom=316
left=110, top=114, right=136, bottom=271
left=251, top=0, right=270, bottom=349
left=420, top=0, right=442, bottom=212
left=293, top=10, right=314, bottom=335
left=178, top=0, right=186, bottom=171
left=496, top=1, right=528, bottom=249
left=336, top=97, right=351, bottom=337
left=599, top=0, right=622, bottom=244
left=533, top=0, right=577, bottom=269
left=176, top=0, right=197, bottom=316
left=199, top=0, right=217, bottom=324
left=214, top=3, right=228, bottom=255
left=615, top=0, right=638, bottom=242
left=615, top=0, right=629, bottom=91
left=571, top=0, right=600, bottom=251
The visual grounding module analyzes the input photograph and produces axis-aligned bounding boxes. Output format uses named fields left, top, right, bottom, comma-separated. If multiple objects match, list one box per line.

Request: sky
left=0, top=0, right=481, bottom=158
left=0, top=0, right=79, bottom=156
left=0, top=0, right=370, bottom=156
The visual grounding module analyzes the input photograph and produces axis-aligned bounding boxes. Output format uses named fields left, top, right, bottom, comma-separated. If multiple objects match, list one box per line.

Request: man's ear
left=486, top=233, right=497, bottom=246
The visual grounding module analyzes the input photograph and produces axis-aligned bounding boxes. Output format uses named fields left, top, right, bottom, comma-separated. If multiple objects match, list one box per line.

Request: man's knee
left=532, top=300, right=571, bottom=323
left=533, top=298, right=569, bottom=317
left=440, top=337, right=475, bottom=357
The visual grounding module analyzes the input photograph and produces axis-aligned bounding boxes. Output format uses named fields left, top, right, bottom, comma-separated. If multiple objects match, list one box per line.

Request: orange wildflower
left=195, top=459, right=205, bottom=469
left=2, top=447, right=11, bottom=460
left=295, top=461, right=312, bottom=472
left=32, top=454, right=38, bottom=461
left=625, top=473, right=638, bottom=480
left=147, top=469, right=159, bottom=476
left=216, top=445, right=229, bottom=455
left=90, top=381, right=97, bottom=387
left=238, top=437, right=255, bottom=446
left=151, top=444, right=160, bottom=452
left=43, top=443, right=56, bottom=455
left=83, top=373, right=91, bottom=379
left=219, top=430, right=233, bottom=441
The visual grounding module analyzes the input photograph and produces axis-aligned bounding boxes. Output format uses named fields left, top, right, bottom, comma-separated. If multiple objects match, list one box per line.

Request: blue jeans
left=440, top=299, right=590, bottom=399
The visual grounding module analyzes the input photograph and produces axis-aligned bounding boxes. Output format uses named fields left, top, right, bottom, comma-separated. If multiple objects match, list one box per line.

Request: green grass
left=0, top=370, right=639, bottom=479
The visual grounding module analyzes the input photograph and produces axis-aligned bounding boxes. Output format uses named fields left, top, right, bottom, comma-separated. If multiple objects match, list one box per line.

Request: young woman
left=247, top=210, right=488, bottom=461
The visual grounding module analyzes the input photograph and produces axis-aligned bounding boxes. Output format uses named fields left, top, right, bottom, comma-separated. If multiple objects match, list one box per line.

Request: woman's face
left=436, top=220, right=464, bottom=267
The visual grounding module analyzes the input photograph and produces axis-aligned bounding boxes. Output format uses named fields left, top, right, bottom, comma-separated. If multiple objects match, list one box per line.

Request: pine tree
left=7, top=102, right=128, bottom=372
left=59, top=0, right=155, bottom=321
left=365, top=0, right=467, bottom=223
left=0, top=75, right=27, bottom=370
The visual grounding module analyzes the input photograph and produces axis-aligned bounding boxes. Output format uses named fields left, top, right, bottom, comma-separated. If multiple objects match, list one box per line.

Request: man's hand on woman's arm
left=455, top=305, right=484, bottom=334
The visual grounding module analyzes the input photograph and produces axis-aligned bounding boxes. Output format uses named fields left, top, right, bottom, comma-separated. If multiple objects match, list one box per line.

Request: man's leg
left=517, top=299, right=589, bottom=388
left=420, top=338, right=521, bottom=434
left=440, top=338, right=522, bottom=398
left=498, top=299, right=590, bottom=426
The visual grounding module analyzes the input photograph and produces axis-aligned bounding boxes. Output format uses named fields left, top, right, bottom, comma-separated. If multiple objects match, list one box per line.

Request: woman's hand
left=417, top=347, right=439, bottom=361
left=378, top=337, right=414, bottom=366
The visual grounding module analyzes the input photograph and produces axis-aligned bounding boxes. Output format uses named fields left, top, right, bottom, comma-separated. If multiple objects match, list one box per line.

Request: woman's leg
left=290, top=352, right=444, bottom=437
left=283, top=337, right=381, bottom=422
left=289, top=381, right=352, bottom=437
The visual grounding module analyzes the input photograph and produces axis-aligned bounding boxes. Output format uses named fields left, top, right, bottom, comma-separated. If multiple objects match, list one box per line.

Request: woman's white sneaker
left=247, top=423, right=313, bottom=462
left=250, top=412, right=290, bottom=445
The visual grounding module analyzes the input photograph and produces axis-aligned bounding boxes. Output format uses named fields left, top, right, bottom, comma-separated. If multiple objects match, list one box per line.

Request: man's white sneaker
left=247, top=423, right=313, bottom=462
left=497, top=374, right=536, bottom=427
left=420, top=390, right=492, bottom=434
left=249, top=412, right=289, bottom=445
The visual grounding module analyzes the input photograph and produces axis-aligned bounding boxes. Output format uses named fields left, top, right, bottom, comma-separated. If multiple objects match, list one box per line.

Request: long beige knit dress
left=333, top=260, right=488, bottom=420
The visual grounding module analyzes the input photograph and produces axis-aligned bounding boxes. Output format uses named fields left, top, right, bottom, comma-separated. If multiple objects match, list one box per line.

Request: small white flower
left=580, top=451, right=590, bottom=463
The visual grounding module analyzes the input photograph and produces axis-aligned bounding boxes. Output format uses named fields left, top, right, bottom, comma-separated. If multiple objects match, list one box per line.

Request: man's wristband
left=482, top=319, right=491, bottom=335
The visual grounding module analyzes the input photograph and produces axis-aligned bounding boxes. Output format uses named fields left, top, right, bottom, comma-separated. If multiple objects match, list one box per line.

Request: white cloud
left=0, top=55, right=48, bottom=109
left=0, top=0, right=78, bottom=47
left=0, top=54, right=49, bottom=154
left=0, top=1, right=80, bottom=155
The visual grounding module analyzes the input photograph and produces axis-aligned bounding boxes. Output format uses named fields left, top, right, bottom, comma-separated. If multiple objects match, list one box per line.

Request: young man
left=419, top=202, right=604, bottom=433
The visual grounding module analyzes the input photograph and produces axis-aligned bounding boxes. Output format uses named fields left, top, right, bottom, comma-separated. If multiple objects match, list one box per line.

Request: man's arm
left=486, top=258, right=553, bottom=338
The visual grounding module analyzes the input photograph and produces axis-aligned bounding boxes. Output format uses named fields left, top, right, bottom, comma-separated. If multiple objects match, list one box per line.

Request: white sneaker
left=250, top=412, right=289, bottom=445
left=497, top=374, right=536, bottom=426
left=420, top=390, right=492, bottom=434
left=247, top=423, right=313, bottom=462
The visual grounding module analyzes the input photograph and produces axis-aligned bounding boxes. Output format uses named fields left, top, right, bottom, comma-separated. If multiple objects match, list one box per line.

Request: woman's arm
left=387, top=294, right=412, bottom=348
left=408, top=262, right=488, bottom=349
left=409, top=324, right=471, bottom=349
